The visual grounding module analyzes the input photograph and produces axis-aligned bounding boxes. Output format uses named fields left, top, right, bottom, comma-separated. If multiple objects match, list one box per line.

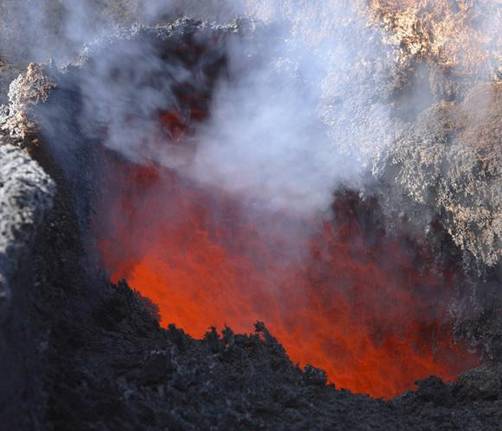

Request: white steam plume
left=72, top=0, right=399, bottom=215
left=2, top=1, right=402, bottom=216
left=183, top=1, right=399, bottom=214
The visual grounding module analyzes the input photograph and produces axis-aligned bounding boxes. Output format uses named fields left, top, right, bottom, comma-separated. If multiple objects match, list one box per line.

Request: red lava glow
left=96, top=156, right=478, bottom=399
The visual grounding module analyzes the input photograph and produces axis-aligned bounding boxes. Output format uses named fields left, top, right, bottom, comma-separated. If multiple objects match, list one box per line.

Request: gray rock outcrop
left=376, top=82, right=501, bottom=272
left=0, top=64, right=55, bottom=429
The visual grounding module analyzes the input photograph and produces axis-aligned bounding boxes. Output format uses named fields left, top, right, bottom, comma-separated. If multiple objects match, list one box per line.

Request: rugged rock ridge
left=361, top=1, right=502, bottom=364
left=0, top=140, right=55, bottom=429
left=0, top=62, right=55, bottom=293
left=367, top=0, right=502, bottom=79
left=0, top=63, right=56, bottom=141
left=372, top=80, right=502, bottom=361
left=0, top=141, right=55, bottom=289
left=377, top=83, right=501, bottom=270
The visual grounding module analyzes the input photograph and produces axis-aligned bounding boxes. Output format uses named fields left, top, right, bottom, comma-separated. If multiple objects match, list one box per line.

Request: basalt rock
left=0, top=139, right=55, bottom=429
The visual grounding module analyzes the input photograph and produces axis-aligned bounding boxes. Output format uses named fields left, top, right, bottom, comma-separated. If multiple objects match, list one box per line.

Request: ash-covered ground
left=1, top=3, right=501, bottom=430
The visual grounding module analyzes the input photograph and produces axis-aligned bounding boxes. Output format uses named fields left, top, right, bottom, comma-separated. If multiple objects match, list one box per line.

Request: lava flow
left=96, top=150, right=478, bottom=399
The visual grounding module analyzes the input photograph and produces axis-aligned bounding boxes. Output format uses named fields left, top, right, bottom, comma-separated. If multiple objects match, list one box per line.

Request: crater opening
left=96, top=158, right=479, bottom=398
left=37, top=22, right=479, bottom=399
left=2, top=3, right=502, bottom=429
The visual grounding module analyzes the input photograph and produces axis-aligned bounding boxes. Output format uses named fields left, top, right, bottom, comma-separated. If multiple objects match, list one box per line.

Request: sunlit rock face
left=367, top=0, right=501, bottom=75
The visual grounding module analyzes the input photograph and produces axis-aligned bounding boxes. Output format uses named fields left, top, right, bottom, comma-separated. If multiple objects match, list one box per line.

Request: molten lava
left=97, top=155, right=478, bottom=399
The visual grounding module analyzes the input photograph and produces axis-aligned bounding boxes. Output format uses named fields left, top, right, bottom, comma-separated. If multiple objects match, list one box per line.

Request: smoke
left=21, top=0, right=502, bottom=248
left=0, top=1, right=405, bottom=218
left=0, top=0, right=118, bottom=64
left=0, top=1, right=244, bottom=64
left=183, top=1, right=399, bottom=214
left=49, top=0, right=397, bottom=216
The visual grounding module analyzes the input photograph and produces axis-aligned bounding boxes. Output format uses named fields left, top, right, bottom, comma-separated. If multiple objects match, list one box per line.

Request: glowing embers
left=96, top=159, right=478, bottom=398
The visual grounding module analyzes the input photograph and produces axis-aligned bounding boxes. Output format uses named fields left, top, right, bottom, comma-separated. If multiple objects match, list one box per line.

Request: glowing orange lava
left=96, top=157, right=478, bottom=399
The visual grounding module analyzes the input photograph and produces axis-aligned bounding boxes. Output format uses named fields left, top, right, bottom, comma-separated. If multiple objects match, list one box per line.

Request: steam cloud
left=57, top=1, right=406, bottom=215
left=3, top=1, right=496, bottom=217
left=185, top=1, right=399, bottom=214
